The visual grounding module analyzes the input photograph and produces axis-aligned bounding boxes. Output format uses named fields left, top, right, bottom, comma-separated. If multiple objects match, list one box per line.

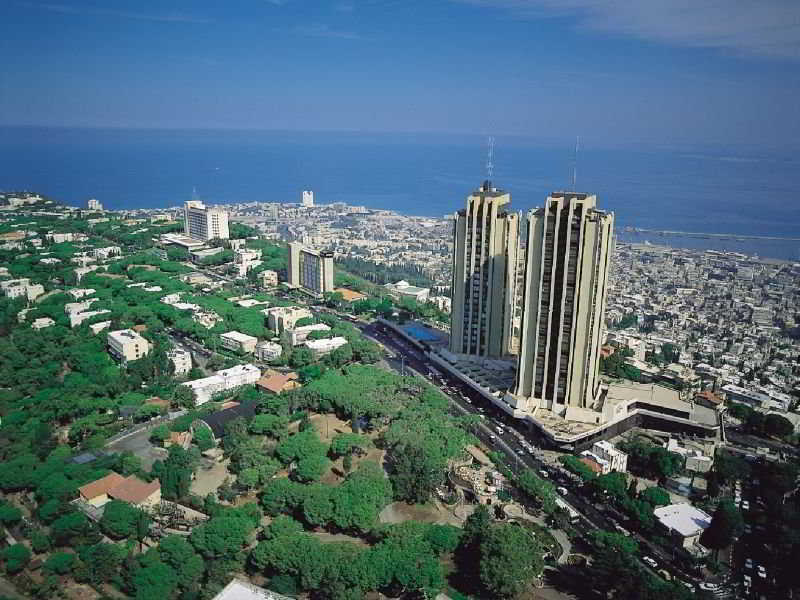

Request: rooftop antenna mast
left=571, top=135, right=580, bottom=191
left=191, top=186, right=199, bottom=201
left=486, top=136, right=495, bottom=180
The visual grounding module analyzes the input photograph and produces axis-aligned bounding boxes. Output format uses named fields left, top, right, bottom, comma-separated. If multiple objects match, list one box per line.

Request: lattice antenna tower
left=486, top=136, right=495, bottom=179
left=571, top=135, right=580, bottom=191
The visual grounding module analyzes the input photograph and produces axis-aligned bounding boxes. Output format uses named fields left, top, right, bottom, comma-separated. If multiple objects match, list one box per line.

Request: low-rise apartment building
left=181, top=364, right=261, bottom=405
left=220, top=331, right=258, bottom=354
left=263, top=306, right=313, bottom=333
left=168, top=348, right=192, bottom=376
left=305, top=336, right=348, bottom=358
left=107, top=329, right=151, bottom=364
left=255, top=341, right=283, bottom=362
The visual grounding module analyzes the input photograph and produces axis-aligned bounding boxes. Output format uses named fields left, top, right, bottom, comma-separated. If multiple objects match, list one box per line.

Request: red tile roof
left=78, top=472, right=126, bottom=501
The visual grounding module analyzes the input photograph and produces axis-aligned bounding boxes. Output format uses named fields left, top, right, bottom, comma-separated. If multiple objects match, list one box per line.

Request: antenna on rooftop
left=571, top=135, right=580, bottom=191
left=486, top=136, right=495, bottom=179
left=191, top=187, right=199, bottom=201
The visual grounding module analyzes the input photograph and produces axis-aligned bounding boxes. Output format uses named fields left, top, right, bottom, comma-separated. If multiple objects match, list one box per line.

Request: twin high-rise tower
left=450, top=183, right=614, bottom=419
left=449, top=181, right=521, bottom=358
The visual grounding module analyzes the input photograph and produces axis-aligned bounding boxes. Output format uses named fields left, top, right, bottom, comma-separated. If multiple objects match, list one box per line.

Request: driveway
left=105, top=426, right=167, bottom=470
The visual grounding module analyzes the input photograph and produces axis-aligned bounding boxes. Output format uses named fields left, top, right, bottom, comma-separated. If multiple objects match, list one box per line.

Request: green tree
left=193, top=424, right=215, bottom=451
left=2, top=544, right=31, bottom=574
left=248, top=414, right=289, bottom=439
left=158, top=535, right=205, bottom=592
left=293, top=454, right=331, bottom=483
left=79, top=543, right=126, bottom=584
left=640, top=486, right=670, bottom=507
left=329, top=433, right=370, bottom=458
left=764, top=413, right=794, bottom=439
left=43, top=552, right=76, bottom=575
left=0, top=501, right=22, bottom=527
left=172, top=385, right=196, bottom=408
left=30, top=530, right=51, bottom=554
left=389, top=442, right=446, bottom=504
left=480, top=523, right=544, bottom=598
left=700, top=500, right=744, bottom=558
left=160, top=445, right=195, bottom=500
left=100, top=500, right=149, bottom=539
left=149, top=424, right=169, bottom=444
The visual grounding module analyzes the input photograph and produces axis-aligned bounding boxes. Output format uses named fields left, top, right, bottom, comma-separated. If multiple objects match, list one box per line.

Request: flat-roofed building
left=290, top=323, right=330, bottom=345
left=182, top=364, right=261, bottom=405
left=261, top=269, right=279, bottom=288
left=184, top=200, right=230, bottom=241
left=108, top=329, right=151, bottom=364
left=255, top=341, right=283, bottom=361
left=449, top=180, right=521, bottom=358
left=220, top=331, right=258, bottom=354
left=168, top=348, right=192, bottom=376
left=31, top=317, right=55, bottom=329
left=288, top=242, right=334, bottom=297
left=212, top=578, right=293, bottom=600
left=305, top=336, right=348, bottom=358
left=508, top=192, right=614, bottom=418
left=0, top=278, right=45, bottom=302
left=589, top=440, right=628, bottom=473
left=71, top=309, right=111, bottom=328
left=654, top=503, right=711, bottom=553
left=263, top=306, right=313, bottom=333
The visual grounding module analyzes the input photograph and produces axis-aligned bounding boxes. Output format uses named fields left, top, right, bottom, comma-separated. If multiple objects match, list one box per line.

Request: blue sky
left=2, top=0, right=799, bottom=147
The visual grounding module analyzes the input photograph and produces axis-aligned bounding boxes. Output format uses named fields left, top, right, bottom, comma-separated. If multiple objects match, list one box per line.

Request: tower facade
left=449, top=181, right=520, bottom=358
left=288, top=242, right=334, bottom=297
left=510, top=192, right=614, bottom=416
left=184, top=201, right=230, bottom=241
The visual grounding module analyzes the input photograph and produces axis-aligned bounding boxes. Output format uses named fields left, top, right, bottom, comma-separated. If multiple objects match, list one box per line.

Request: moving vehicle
left=642, top=556, right=658, bottom=569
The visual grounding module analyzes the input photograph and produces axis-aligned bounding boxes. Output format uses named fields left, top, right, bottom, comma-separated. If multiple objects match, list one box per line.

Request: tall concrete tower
left=509, top=192, right=614, bottom=417
left=449, top=181, right=521, bottom=358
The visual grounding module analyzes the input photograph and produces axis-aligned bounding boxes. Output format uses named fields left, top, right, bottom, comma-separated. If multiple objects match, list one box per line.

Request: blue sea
left=1, top=127, right=798, bottom=260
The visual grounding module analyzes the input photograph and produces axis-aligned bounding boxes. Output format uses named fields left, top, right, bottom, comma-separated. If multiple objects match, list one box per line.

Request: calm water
left=1, top=127, right=798, bottom=259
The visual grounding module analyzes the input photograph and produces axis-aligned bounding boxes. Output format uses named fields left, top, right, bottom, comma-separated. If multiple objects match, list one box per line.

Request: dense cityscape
left=1, top=1, right=798, bottom=599
left=0, top=184, right=797, bottom=600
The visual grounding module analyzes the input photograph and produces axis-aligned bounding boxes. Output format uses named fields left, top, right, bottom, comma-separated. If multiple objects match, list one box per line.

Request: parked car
left=557, top=486, right=568, bottom=495
left=742, top=500, right=750, bottom=510
left=757, top=565, right=767, bottom=579
left=642, top=556, right=658, bottom=569
left=745, top=558, right=753, bottom=569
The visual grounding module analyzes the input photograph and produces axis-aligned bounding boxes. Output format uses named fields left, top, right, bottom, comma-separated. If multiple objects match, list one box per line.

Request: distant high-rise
left=302, top=190, right=314, bottom=207
left=449, top=181, right=521, bottom=358
left=288, top=242, right=334, bottom=297
left=508, top=192, right=614, bottom=416
left=87, top=198, right=103, bottom=211
left=184, top=201, right=230, bottom=241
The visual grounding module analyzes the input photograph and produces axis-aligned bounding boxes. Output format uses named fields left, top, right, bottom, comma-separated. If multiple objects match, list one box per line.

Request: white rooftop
left=654, top=503, right=711, bottom=538
left=212, top=579, right=292, bottom=600
left=221, top=330, right=258, bottom=343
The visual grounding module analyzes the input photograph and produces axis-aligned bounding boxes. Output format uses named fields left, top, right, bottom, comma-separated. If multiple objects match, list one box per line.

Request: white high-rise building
left=87, top=198, right=103, bottom=211
left=184, top=201, right=230, bottom=241
left=302, top=190, right=314, bottom=207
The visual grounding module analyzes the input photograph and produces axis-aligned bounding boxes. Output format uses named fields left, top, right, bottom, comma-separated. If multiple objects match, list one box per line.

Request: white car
left=757, top=565, right=767, bottom=579
left=699, top=583, right=718, bottom=591
left=741, top=500, right=750, bottom=510
left=557, top=486, right=568, bottom=495
left=681, top=581, right=695, bottom=592
left=743, top=574, right=752, bottom=587
left=642, top=556, right=658, bottom=569
left=745, top=558, right=753, bottom=569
